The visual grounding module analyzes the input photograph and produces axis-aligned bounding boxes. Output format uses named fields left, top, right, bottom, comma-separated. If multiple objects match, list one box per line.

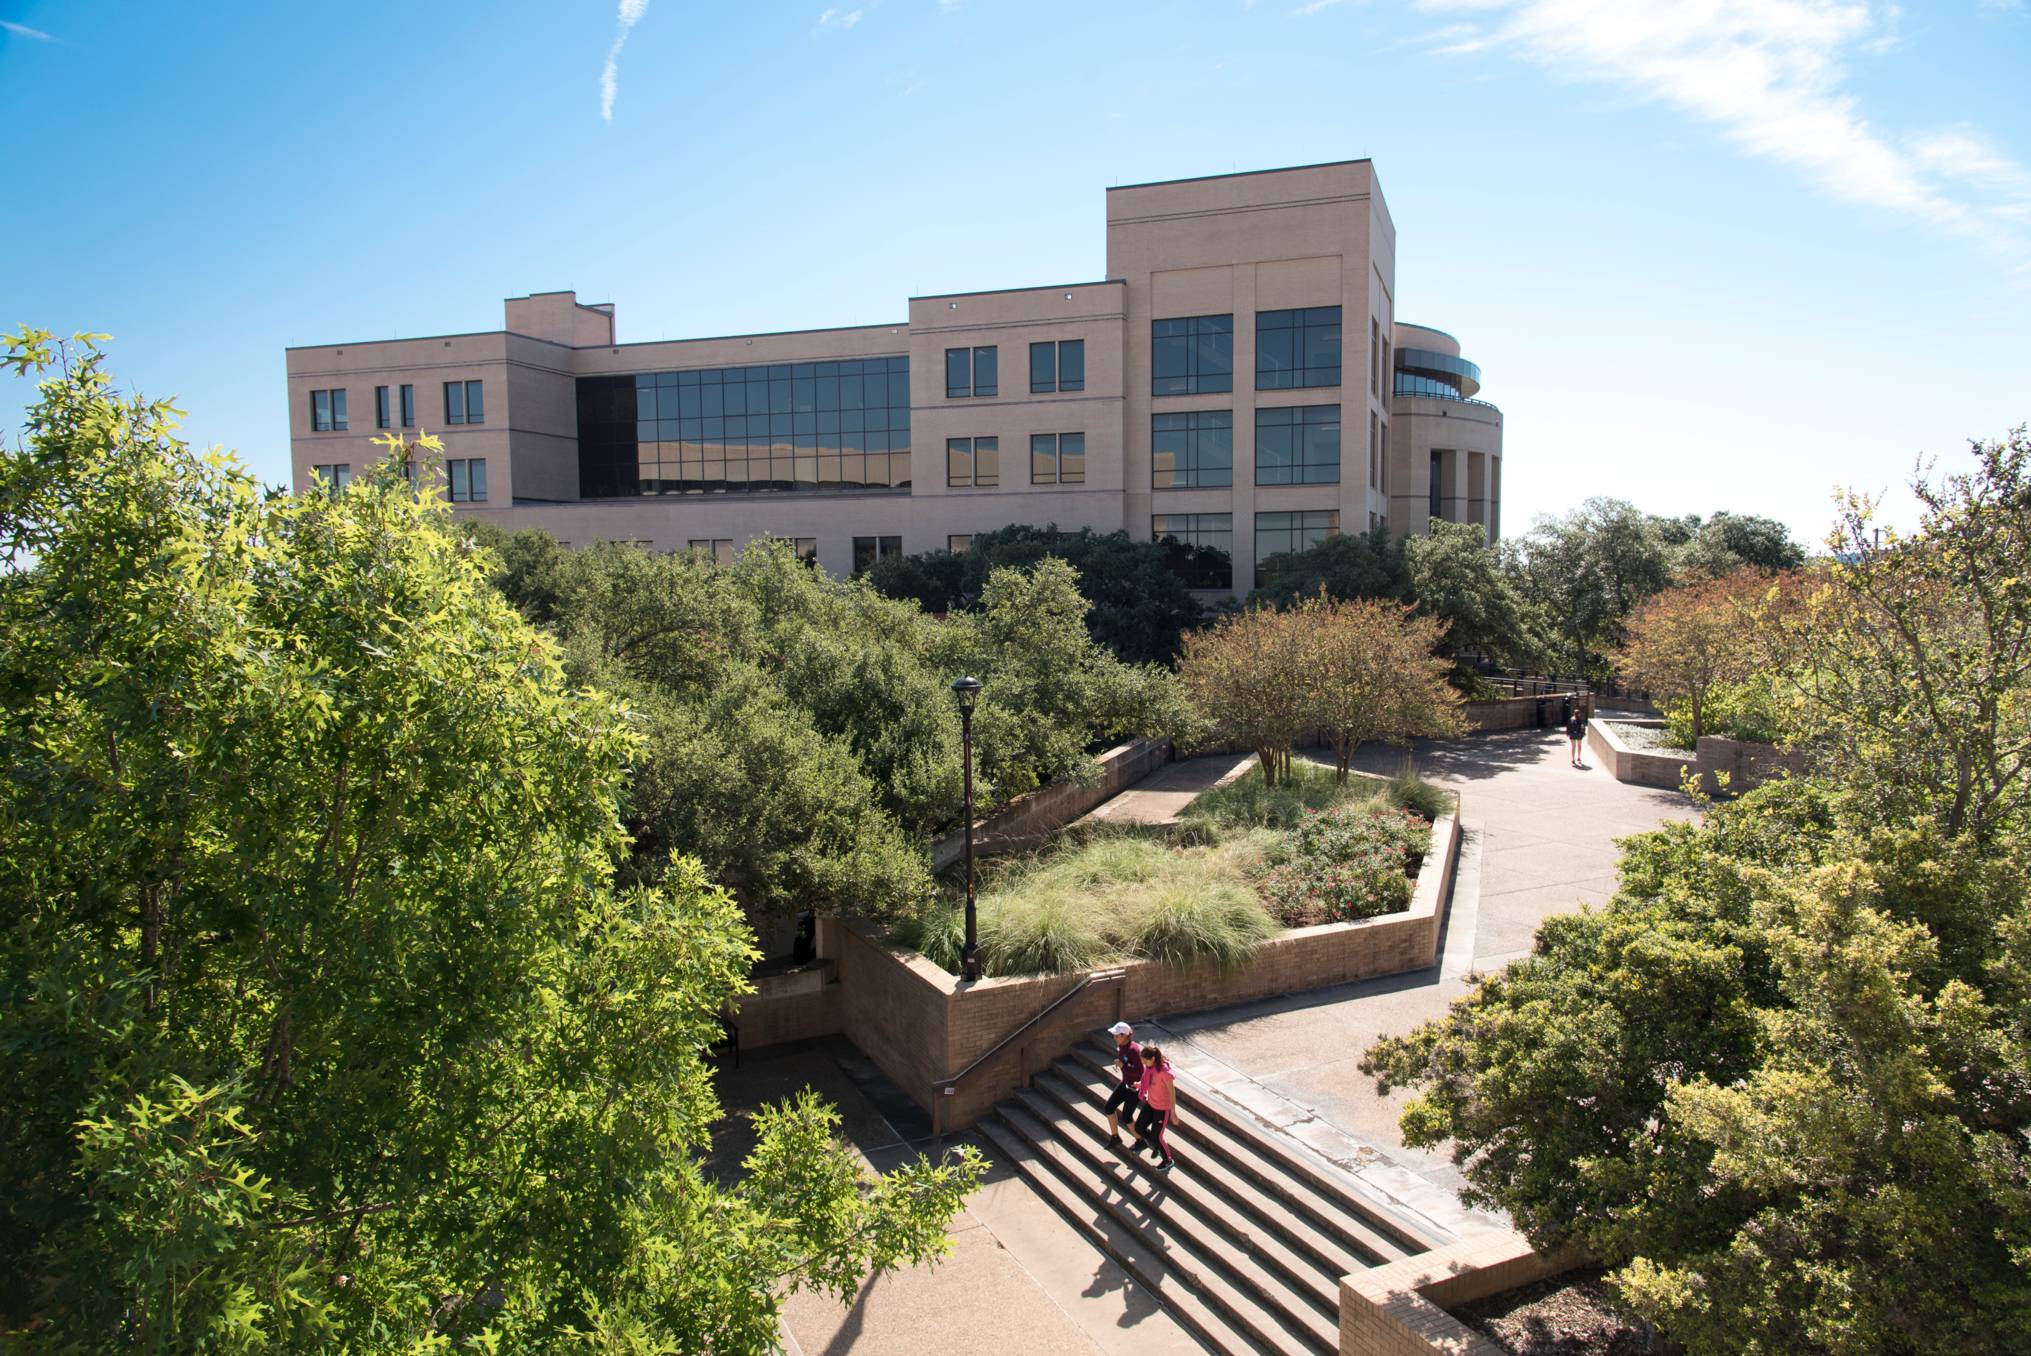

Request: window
left=1255, top=405, right=1339, bottom=485
left=792, top=537, right=818, bottom=566
left=1371, top=318, right=1382, bottom=396
left=1256, top=307, right=1341, bottom=390
left=1255, top=510, right=1340, bottom=565
left=1029, top=339, right=1085, bottom=393
left=311, top=463, right=352, bottom=490
left=310, top=388, right=347, bottom=431
left=399, top=384, right=415, bottom=427
left=852, top=535, right=901, bottom=576
left=574, top=356, right=912, bottom=499
left=1152, top=513, right=1233, bottom=590
left=946, top=437, right=999, bottom=488
left=374, top=385, right=391, bottom=429
left=945, top=346, right=997, bottom=398
left=445, top=380, right=484, bottom=425
left=1377, top=419, right=1387, bottom=492
left=687, top=538, right=736, bottom=565
left=1152, top=315, right=1233, bottom=395
left=1430, top=449, right=1446, bottom=524
left=1030, top=432, right=1085, bottom=485
left=447, top=457, right=488, bottom=502
left=1370, top=411, right=1380, bottom=488
left=1152, top=410, right=1233, bottom=488
left=948, top=534, right=973, bottom=553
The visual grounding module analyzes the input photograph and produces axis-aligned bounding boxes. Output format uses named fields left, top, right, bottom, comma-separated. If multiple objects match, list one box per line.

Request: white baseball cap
left=1107, top=1021, right=1133, bottom=1036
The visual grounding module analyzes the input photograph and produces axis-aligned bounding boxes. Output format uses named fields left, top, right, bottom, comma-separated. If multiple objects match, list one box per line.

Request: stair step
left=1026, top=1073, right=1353, bottom=1308
left=1067, top=1039, right=1438, bottom=1262
left=991, top=1103, right=1337, bottom=1356
left=975, top=1117, right=1275, bottom=1356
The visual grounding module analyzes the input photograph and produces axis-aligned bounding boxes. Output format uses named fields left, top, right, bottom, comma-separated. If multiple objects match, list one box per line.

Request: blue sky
left=3, top=0, right=2027, bottom=543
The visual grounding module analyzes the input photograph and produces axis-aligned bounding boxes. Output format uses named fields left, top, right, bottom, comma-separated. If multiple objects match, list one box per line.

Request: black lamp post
left=951, top=675, right=984, bottom=982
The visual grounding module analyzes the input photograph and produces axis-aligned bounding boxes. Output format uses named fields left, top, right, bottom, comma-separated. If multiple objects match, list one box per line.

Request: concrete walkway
left=1078, top=751, right=1256, bottom=828
left=1141, top=725, right=1696, bottom=1202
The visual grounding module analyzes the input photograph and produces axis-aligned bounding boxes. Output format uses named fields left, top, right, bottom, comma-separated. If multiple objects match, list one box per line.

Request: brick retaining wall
left=821, top=806, right=1461, bottom=1131
left=1588, top=720, right=1805, bottom=795
left=1339, top=1233, right=1585, bottom=1355
left=930, top=736, right=1173, bottom=871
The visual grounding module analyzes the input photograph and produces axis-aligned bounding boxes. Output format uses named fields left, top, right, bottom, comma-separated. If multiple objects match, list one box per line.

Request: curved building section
left=1387, top=321, right=1503, bottom=541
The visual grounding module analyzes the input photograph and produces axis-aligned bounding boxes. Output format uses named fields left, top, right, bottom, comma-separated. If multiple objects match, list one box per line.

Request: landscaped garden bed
left=1451, top=1270, right=1667, bottom=1355
left=891, top=759, right=1449, bottom=977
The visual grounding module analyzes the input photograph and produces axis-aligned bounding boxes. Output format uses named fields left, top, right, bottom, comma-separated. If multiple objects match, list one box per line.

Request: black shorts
left=1105, top=1083, right=1141, bottom=1117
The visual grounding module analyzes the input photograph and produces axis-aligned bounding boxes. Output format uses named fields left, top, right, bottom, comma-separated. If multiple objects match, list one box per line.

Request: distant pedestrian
left=1103, top=1021, right=1143, bottom=1147
left=1566, top=704, right=1589, bottom=768
left=1134, top=1043, right=1177, bottom=1171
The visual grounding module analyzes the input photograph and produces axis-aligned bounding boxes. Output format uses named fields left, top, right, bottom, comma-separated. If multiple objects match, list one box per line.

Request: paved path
left=1141, top=725, right=1697, bottom=1204
left=1078, top=751, right=1255, bottom=828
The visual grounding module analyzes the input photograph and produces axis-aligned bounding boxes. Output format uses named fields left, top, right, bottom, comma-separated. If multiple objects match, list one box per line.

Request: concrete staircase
left=976, top=1034, right=1449, bottom=1356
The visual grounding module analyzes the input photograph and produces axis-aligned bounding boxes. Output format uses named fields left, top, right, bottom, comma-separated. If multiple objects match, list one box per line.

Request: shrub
left=1258, top=802, right=1431, bottom=926
left=1664, top=672, right=1786, bottom=747
left=1387, top=768, right=1453, bottom=821
left=1127, top=879, right=1275, bottom=971
left=1182, top=759, right=1380, bottom=832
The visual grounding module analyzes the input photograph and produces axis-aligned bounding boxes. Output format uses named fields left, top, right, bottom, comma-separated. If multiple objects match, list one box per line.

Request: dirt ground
left=1453, top=1271, right=1671, bottom=1356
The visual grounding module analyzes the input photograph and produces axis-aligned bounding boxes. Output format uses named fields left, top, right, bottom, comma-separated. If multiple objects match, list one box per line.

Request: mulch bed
left=1451, top=1271, right=1671, bottom=1355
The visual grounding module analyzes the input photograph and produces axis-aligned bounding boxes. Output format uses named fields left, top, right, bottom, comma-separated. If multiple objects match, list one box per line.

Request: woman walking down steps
left=1134, top=1043, right=1177, bottom=1171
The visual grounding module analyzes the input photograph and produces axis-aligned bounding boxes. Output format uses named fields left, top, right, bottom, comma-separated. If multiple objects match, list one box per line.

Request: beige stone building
left=285, top=159, right=1503, bottom=595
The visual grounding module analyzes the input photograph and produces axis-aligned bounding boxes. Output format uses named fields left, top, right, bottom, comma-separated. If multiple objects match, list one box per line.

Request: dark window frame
left=1030, top=432, right=1086, bottom=485
left=852, top=534, right=902, bottom=576
left=447, top=456, right=488, bottom=502
left=1254, top=404, right=1341, bottom=486
left=1254, top=509, right=1341, bottom=565
left=1152, top=513, right=1234, bottom=590
left=445, top=379, right=484, bottom=426
left=375, top=385, right=391, bottom=429
left=1256, top=306, right=1342, bottom=390
left=399, top=384, right=415, bottom=427
left=946, top=435, right=999, bottom=488
left=1029, top=339, right=1086, bottom=394
left=1151, top=314, right=1233, bottom=396
left=945, top=345, right=998, bottom=398
left=1152, top=410, right=1234, bottom=489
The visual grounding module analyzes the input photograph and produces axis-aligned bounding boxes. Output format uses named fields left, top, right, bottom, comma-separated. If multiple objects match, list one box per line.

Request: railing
left=930, top=967, right=1128, bottom=1136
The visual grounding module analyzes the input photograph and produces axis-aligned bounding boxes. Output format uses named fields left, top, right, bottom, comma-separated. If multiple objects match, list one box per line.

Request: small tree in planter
left=1303, top=594, right=1466, bottom=781
left=1617, top=568, right=1774, bottom=741
left=1177, top=605, right=1316, bottom=784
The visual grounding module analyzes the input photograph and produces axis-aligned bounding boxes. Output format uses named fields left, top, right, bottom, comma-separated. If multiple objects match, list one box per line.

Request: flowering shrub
left=1257, top=801, right=1431, bottom=926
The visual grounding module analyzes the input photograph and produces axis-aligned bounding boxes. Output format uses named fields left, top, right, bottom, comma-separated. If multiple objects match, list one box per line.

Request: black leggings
left=1105, top=1083, right=1140, bottom=1121
left=1134, top=1103, right=1170, bottom=1159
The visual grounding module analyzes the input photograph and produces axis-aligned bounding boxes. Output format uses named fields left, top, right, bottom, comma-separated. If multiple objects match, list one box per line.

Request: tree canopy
left=863, top=523, right=1206, bottom=664
left=1249, top=524, right=1411, bottom=608
left=1363, top=432, right=2031, bottom=1356
left=0, top=331, right=980, bottom=1350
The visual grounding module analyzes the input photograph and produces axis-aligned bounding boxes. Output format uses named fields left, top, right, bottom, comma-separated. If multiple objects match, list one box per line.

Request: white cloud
left=817, top=6, right=867, bottom=29
left=1294, top=0, right=1361, bottom=13
left=1, top=20, right=57, bottom=41
left=1417, top=0, right=2031, bottom=275
left=599, top=0, right=652, bottom=123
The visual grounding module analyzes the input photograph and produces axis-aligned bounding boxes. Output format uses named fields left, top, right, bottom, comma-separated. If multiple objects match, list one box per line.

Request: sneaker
left=1157, top=1157, right=1174, bottom=1172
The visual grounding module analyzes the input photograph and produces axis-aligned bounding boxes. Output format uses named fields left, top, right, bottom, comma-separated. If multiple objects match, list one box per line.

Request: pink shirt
left=1138, top=1063, right=1176, bottom=1112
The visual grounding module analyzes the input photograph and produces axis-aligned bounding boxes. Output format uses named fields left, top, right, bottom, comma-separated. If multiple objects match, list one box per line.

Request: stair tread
left=1066, top=1039, right=1436, bottom=1261
left=975, top=1118, right=1274, bottom=1356
left=994, top=1103, right=1338, bottom=1355
left=1027, top=1072, right=1357, bottom=1300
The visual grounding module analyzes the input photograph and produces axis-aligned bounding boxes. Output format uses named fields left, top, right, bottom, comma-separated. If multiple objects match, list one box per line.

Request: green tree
left=1177, top=606, right=1319, bottom=784
left=1507, top=498, right=1673, bottom=676
left=1301, top=594, right=1465, bottom=780
left=1616, top=568, right=1770, bottom=741
left=1403, top=518, right=1536, bottom=665
left=865, top=524, right=1205, bottom=664
left=1670, top=511, right=1807, bottom=580
left=0, top=331, right=979, bottom=1350
left=1250, top=524, right=1411, bottom=607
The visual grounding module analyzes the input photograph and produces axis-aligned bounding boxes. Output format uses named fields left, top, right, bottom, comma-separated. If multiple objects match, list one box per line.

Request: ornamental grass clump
left=1258, top=801, right=1432, bottom=926
left=1126, top=878, right=1276, bottom=972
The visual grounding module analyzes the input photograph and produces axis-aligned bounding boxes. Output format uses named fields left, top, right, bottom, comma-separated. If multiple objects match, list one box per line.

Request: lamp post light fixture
left=950, top=675, right=984, bottom=982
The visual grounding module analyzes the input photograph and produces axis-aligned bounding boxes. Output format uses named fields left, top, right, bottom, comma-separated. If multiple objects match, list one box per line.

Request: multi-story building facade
left=286, top=160, right=1504, bottom=595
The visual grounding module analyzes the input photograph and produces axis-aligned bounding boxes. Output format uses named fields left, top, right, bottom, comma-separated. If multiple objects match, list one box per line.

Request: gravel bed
left=1605, top=721, right=1693, bottom=755
left=1453, top=1271, right=1669, bottom=1355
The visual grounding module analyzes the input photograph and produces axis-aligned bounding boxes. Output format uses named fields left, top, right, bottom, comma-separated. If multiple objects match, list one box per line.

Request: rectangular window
left=1254, top=405, right=1340, bottom=485
left=310, top=388, right=348, bottom=432
left=793, top=537, right=818, bottom=566
left=445, top=379, right=484, bottom=425
left=1030, top=432, right=1086, bottom=485
left=1430, top=449, right=1445, bottom=525
left=1152, top=513, right=1233, bottom=590
left=946, top=346, right=998, bottom=398
left=375, top=385, right=391, bottom=429
left=852, top=535, right=901, bottom=576
left=1152, top=315, right=1233, bottom=395
left=1256, top=306, right=1342, bottom=390
left=1029, top=339, right=1086, bottom=394
left=311, top=463, right=352, bottom=490
left=946, top=436, right=998, bottom=488
left=1370, top=411, right=1380, bottom=488
left=1377, top=419, right=1387, bottom=494
left=1371, top=318, right=1382, bottom=396
left=687, top=538, right=736, bottom=565
left=948, top=534, right=972, bottom=553
left=399, top=383, right=415, bottom=427
left=1152, top=410, right=1233, bottom=488
left=1255, top=509, right=1340, bottom=565
left=447, top=457, right=488, bottom=502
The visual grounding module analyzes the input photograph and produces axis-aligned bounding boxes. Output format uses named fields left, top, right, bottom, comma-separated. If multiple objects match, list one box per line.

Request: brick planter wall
left=930, top=736, right=1172, bottom=871
left=1589, top=720, right=1805, bottom=796
left=820, top=806, right=1461, bottom=1131
left=1339, top=1231, right=1585, bottom=1355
